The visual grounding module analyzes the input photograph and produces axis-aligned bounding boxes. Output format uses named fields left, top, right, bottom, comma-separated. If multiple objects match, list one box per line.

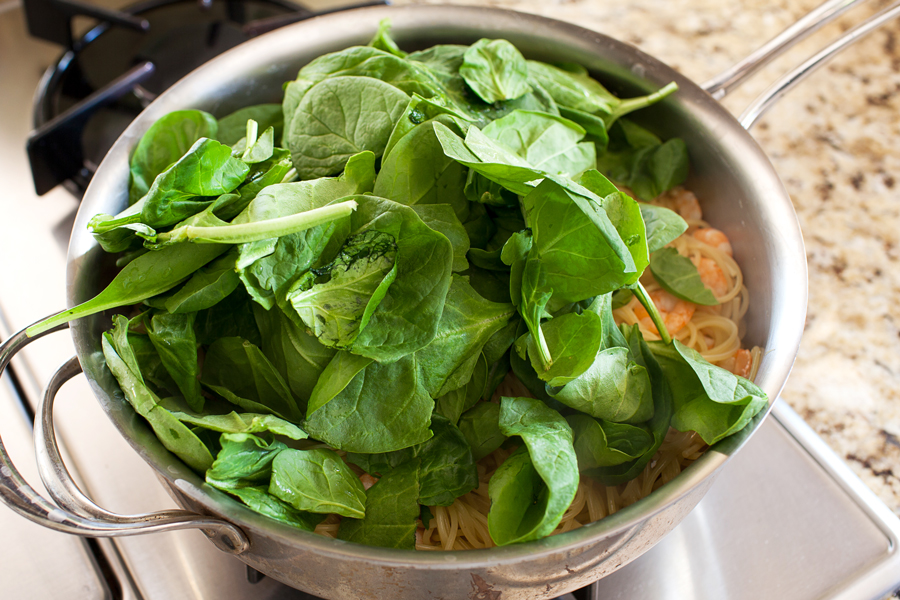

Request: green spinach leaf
left=128, top=110, right=218, bottom=205
left=287, top=76, right=409, bottom=179
left=145, top=311, right=202, bottom=411
left=649, top=247, right=718, bottom=306
left=269, top=449, right=367, bottom=518
left=304, top=354, right=434, bottom=453
left=416, top=275, right=516, bottom=398
left=460, top=39, right=532, bottom=104
left=459, top=401, right=507, bottom=461
left=338, top=465, right=419, bottom=549
left=482, top=110, right=595, bottom=177
left=488, top=396, right=578, bottom=545
left=287, top=230, right=399, bottom=349
left=649, top=340, right=767, bottom=445
left=201, top=337, right=303, bottom=422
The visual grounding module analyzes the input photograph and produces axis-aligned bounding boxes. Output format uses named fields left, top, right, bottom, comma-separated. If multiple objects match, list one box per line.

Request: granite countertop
left=396, top=0, right=900, bottom=517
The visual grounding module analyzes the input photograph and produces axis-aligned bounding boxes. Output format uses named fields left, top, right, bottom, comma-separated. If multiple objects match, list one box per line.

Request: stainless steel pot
left=2, top=3, right=896, bottom=599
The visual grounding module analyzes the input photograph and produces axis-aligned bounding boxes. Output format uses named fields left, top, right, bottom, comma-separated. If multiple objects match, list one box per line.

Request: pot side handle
left=0, top=321, right=249, bottom=555
left=738, top=1, right=900, bottom=129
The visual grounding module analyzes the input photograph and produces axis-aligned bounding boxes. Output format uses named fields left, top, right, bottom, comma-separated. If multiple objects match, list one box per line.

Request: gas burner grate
left=25, top=0, right=387, bottom=197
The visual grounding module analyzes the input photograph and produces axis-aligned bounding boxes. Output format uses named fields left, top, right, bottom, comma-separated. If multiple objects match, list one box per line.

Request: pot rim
left=66, top=3, right=808, bottom=567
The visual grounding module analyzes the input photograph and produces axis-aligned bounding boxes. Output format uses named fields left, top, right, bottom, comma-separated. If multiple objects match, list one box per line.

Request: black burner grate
left=25, top=0, right=386, bottom=197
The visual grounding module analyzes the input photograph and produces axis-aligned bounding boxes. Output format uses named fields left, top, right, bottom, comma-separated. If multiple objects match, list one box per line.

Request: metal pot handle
left=0, top=321, right=250, bottom=554
left=700, top=0, right=900, bottom=128
left=738, top=1, right=900, bottom=128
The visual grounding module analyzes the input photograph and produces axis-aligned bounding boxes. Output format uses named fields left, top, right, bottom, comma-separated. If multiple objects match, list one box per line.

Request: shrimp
left=692, top=227, right=733, bottom=257
left=359, top=473, right=378, bottom=490
left=632, top=289, right=695, bottom=335
left=695, top=257, right=729, bottom=297
left=718, top=349, right=752, bottom=378
left=654, top=187, right=702, bottom=221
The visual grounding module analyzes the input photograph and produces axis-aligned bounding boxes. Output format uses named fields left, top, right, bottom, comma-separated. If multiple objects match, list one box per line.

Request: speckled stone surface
left=396, top=0, right=900, bottom=517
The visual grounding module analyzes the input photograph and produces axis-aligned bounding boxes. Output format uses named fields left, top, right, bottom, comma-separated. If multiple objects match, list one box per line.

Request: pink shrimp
left=692, top=227, right=733, bottom=257
left=695, top=257, right=729, bottom=297
left=655, top=187, right=702, bottom=221
left=719, top=349, right=752, bottom=378
left=632, top=289, right=695, bottom=335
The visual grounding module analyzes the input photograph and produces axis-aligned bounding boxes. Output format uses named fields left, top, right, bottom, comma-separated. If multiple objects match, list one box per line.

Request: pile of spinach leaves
left=29, top=22, right=767, bottom=550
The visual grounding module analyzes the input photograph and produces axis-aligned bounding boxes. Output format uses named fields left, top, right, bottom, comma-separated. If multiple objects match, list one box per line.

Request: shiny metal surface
left=0, top=323, right=249, bottom=550
left=591, top=401, right=900, bottom=600
left=61, top=5, right=808, bottom=599
left=0, top=372, right=111, bottom=600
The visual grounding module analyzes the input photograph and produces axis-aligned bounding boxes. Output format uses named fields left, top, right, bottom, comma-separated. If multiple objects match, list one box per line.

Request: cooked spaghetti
left=314, top=186, right=764, bottom=550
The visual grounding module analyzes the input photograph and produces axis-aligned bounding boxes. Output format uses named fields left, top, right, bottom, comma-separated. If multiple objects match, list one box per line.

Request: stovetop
left=1, top=2, right=900, bottom=599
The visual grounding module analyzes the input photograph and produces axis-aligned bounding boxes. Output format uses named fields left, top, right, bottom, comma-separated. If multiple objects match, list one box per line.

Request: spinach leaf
left=341, top=196, right=454, bottom=362
left=128, top=110, right=218, bottom=205
left=435, top=352, right=488, bottom=424
left=128, top=333, right=178, bottom=396
left=526, top=310, right=603, bottom=387
left=141, top=138, right=250, bottom=228
left=29, top=242, right=229, bottom=336
left=488, top=396, right=578, bottom=545
left=368, top=18, right=407, bottom=58
left=587, top=324, right=674, bottom=484
left=649, top=340, right=767, bottom=445
left=347, top=414, right=478, bottom=507
left=159, top=397, right=308, bottom=440
left=234, top=123, right=275, bottom=164
left=282, top=45, right=445, bottom=137
left=201, top=337, right=303, bottom=422
left=164, top=248, right=241, bottom=314
left=304, top=354, right=434, bottom=453
left=526, top=61, right=619, bottom=114
left=523, top=178, right=637, bottom=310
left=374, top=96, right=471, bottom=222
left=459, top=401, right=507, bottom=461
left=253, top=304, right=336, bottom=403
left=577, top=170, right=650, bottom=281
left=269, top=449, right=367, bottom=518
left=338, top=465, right=419, bottom=549
left=306, top=350, right=374, bottom=416
left=235, top=152, right=374, bottom=309
left=411, top=204, right=470, bottom=272
left=558, top=105, right=609, bottom=152
left=460, top=39, right=532, bottom=104
left=482, top=110, right=595, bottom=177
left=287, top=230, right=399, bottom=349
left=217, top=104, right=283, bottom=146
left=102, top=317, right=213, bottom=472
left=214, top=485, right=323, bottom=531
left=286, top=76, right=409, bottom=179
left=566, top=414, right=653, bottom=470
left=416, top=275, right=516, bottom=398
left=194, top=287, right=261, bottom=347
left=549, top=294, right=654, bottom=423
left=205, top=432, right=287, bottom=488
left=649, top=247, right=718, bottom=306
left=597, top=119, right=689, bottom=201
left=145, top=311, right=202, bottom=412
left=527, top=61, right=677, bottom=126
left=640, top=203, right=688, bottom=253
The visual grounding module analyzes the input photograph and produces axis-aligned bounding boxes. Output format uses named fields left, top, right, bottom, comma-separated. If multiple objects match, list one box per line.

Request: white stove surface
left=1, top=3, right=899, bottom=599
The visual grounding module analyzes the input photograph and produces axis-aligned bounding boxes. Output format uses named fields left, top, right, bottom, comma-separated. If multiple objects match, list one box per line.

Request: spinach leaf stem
left=632, top=281, right=671, bottom=344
